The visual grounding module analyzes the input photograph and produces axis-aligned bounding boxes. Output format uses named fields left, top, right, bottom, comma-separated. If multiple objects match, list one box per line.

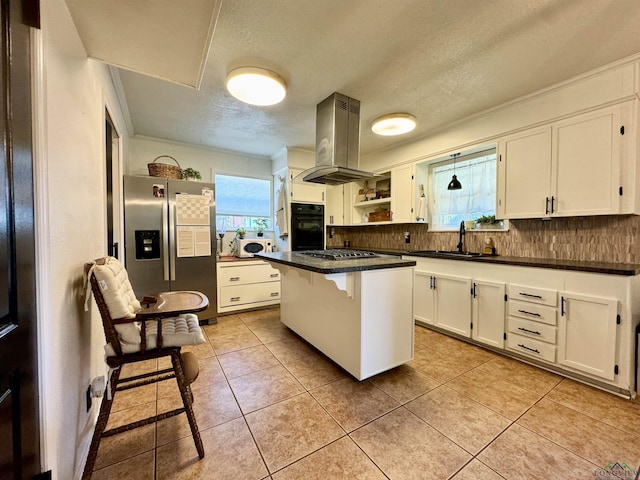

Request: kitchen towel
left=276, top=177, right=288, bottom=238
left=417, top=195, right=426, bottom=221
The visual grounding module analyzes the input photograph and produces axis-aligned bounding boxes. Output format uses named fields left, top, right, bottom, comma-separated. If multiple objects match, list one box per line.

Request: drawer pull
left=518, top=327, right=541, bottom=336
left=517, top=309, right=541, bottom=317
left=519, top=292, right=543, bottom=299
left=229, top=277, right=240, bottom=282
left=270, top=273, right=279, bottom=278
left=230, top=297, right=241, bottom=302
left=518, top=343, right=540, bottom=354
left=270, top=292, right=279, bottom=297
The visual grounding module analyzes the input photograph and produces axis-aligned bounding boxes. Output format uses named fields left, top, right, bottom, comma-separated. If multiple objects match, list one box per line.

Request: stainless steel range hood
left=302, top=92, right=374, bottom=186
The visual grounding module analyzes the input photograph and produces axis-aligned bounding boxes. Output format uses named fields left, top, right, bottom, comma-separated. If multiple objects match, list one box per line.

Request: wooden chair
left=82, top=256, right=208, bottom=479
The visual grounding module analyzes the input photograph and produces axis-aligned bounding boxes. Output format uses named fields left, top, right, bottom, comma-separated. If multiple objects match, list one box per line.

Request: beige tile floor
left=88, top=307, right=640, bottom=480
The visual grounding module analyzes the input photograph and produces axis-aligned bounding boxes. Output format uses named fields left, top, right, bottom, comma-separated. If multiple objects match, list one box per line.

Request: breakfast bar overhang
left=257, top=251, right=416, bottom=380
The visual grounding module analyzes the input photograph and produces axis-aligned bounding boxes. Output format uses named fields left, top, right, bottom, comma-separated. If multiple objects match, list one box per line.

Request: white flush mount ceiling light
left=226, top=67, right=287, bottom=106
left=371, top=113, right=417, bottom=136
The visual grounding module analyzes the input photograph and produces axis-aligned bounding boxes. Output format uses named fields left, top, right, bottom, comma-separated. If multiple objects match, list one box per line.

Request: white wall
left=128, top=135, right=272, bottom=181
left=36, top=1, right=130, bottom=478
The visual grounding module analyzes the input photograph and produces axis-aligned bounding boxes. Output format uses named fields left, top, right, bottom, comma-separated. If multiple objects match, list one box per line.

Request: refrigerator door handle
left=162, top=202, right=170, bottom=281
left=168, top=201, right=176, bottom=281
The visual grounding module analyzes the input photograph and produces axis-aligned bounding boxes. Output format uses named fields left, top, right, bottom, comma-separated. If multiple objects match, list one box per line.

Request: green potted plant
left=235, top=227, right=246, bottom=239
left=475, top=214, right=499, bottom=229
left=254, top=218, right=268, bottom=237
left=181, top=167, right=202, bottom=181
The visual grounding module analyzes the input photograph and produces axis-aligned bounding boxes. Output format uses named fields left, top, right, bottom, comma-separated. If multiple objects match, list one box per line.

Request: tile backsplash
left=326, top=215, right=640, bottom=264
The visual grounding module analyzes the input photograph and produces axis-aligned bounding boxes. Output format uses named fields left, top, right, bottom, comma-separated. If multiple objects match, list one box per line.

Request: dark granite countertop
left=255, top=251, right=416, bottom=274
left=402, top=251, right=640, bottom=276
left=270, top=247, right=640, bottom=275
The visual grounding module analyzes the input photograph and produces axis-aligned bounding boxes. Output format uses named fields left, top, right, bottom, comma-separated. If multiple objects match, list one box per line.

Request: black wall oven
left=290, top=203, right=324, bottom=251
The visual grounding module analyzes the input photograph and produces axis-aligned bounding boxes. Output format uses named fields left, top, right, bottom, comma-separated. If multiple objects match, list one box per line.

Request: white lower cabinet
left=506, top=283, right=558, bottom=363
left=405, top=255, right=638, bottom=396
left=217, top=260, right=281, bottom=314
left=414, top=271, right=471, bottom=336
left=413, top=270, right=434, bottom=325
left=472, top=280, right=505, bottom=349
left=506, top=334, right=557, bottom=363
left=433, top=274, right=472, bottom=337
left=558, top=292, right=617, bottom=380
left=414, top=270, right=504, bottom=345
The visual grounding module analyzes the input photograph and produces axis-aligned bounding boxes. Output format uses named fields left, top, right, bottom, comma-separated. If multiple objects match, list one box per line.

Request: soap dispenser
left=483, top=236, right=496, bottom=255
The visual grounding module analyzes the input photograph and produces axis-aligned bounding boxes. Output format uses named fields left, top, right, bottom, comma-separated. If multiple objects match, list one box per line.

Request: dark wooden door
left=0, top=0, right=40, bottom=478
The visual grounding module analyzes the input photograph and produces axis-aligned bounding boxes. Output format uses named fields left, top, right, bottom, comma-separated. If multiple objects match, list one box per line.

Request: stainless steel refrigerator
left=123, top=175, right=217, bottom=323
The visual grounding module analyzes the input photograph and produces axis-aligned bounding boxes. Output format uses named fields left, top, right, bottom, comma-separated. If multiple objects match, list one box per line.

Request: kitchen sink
left=407, top=249, right=482, bottom=257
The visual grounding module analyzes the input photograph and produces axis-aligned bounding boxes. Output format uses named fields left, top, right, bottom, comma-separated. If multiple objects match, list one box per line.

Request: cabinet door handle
left=229, top=277, right=240, bottom=281
left=230, top=297, right=241, bottom=302
left=270, top=273, right=279, bottom=278
left=551, top=196, right=555, bottom=213
left=518, top=327, right=541, bottom=336
left=517, top=309, right=541, bottom=317
left=270, top=292, right=279, bottom=297
left=472, top=283, right=477, bottom=298
left=518, top=343, right=540, bottom=354
left=561, top=296, right=566, bottom=316
left=545, top=197, right=550, bottom=215
left=519, top=292, right=543, bottom=299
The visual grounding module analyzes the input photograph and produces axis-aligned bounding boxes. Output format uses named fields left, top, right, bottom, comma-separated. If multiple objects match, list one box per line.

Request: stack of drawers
left=217, top=260, right=281, bottom=314
left=506, top=284, right=558, bottom=363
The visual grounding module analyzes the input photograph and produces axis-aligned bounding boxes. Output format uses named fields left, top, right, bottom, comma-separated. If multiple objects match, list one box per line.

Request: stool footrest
left=102, top=408, right=186, bottom=437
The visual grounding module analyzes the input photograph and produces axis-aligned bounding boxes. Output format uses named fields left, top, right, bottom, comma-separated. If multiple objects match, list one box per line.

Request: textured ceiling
left=115, top=0, right=640, bottom=159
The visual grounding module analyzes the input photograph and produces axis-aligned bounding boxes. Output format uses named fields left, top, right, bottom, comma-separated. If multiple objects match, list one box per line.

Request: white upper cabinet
left=551, top=107, right=621, bottom=216
left=289, top=168, right=325, bottom=204
left=390, top=164, right=414, bottom=223
left=497, top=126, right=552, bottom=219
left=497, top=101, right=634, bottom=219
left=325, top=184, right=345, bottom=225
left=348, top=165, right=415, bottom=225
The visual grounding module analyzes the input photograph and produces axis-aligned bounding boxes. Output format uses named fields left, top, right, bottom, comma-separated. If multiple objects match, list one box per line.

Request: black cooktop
left=299, top=249, right=379, bottom=260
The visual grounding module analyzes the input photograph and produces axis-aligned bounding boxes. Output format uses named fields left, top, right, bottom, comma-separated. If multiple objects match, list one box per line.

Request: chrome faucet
left=457, top=221, right=465, bottom=253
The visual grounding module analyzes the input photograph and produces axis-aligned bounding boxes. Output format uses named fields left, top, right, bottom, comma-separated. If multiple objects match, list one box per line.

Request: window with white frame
left=215, top=174, right=271, bottom=232
left=429, top=148, right=498, bottom=230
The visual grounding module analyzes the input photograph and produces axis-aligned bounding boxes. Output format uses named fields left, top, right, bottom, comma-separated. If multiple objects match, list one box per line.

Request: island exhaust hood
left=302, top=92, right=374, bottom=186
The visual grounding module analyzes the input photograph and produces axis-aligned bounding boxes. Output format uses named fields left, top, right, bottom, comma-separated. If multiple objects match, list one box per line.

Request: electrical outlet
left=86, top=386, right=92, bottom=412
left=404, top=232, right=411, bottom=244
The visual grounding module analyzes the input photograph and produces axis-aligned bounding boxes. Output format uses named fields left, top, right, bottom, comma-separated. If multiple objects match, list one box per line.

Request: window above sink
left=415, top=144, right=507, bottom=232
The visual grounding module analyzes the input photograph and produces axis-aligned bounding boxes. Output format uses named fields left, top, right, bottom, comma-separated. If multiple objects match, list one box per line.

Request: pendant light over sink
left=447, top=153, right=462, bottom=190
left=226, top=67, right=287, bottom=106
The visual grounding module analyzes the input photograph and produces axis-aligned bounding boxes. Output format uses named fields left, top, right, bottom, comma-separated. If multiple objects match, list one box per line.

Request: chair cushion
left=91, top=257, right=141, bottom=319
left=104, top=313, right=205, bottom=356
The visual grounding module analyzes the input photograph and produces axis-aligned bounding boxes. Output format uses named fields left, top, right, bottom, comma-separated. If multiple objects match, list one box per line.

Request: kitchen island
left=256, top=250, right=416, bottom=380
